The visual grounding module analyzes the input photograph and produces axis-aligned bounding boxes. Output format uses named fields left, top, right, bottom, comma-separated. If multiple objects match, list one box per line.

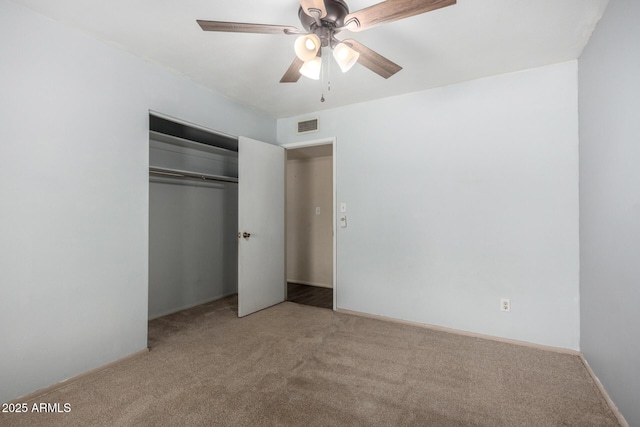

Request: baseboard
left=287, top=280, right=332, bottom=289
left=579, top=355, right=629, bottom=427
left=11, top=294, right=239, bottom=403
left=336, top=308, right=581, bottom=355
left=148, top=291, right=237, bottom=320
left=8, top=348, right=149, bottom=404
left=339, top=307, right=627, bottom=424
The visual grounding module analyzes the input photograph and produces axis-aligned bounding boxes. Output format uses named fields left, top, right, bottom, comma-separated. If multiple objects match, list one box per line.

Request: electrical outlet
left=500, top=298, right=511, bottom=312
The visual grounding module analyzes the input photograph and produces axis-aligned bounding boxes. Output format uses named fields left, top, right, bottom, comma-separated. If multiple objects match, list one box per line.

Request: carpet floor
left=1, top=296, right=619, bottom=426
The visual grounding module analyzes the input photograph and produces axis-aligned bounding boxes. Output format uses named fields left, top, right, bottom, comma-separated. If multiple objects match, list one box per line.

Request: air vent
left=297, top=118, right=319, bottom=134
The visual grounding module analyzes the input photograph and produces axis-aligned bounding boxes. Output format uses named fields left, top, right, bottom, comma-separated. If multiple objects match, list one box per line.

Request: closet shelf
left=150, top=131, right=238, bottom=157
left=149, top=166, right=238, bottom=183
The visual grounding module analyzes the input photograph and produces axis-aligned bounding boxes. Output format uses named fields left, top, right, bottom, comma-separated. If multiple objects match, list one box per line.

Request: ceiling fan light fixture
left=294, top=34, right=321, bottom=62
left=299, top=56, right=322, bottom=80
left=198, top=0, right=456, bottom=83
left=333, top=42, right=360, bottom=73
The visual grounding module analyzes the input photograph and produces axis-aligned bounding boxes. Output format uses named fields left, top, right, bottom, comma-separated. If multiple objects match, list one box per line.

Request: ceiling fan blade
left=300, top=0, right=327, bottom=18
left=344, top=39, right=402, bottom=79
left=344, top=0, right=456, bottom=32
left=280, top=57, right=304, bottom=83
left=197, top=20, right=303, bottom=35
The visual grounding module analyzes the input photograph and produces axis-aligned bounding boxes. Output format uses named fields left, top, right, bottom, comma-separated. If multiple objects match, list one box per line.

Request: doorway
left=283, top=139, right=336, bottom=310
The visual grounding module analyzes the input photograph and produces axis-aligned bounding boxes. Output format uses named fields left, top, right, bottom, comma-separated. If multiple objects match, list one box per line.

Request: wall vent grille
left=297, top=118, right=319, bottom=134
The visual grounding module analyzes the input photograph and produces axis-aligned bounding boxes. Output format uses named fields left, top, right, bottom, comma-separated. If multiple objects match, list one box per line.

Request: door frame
left=282, top=137, right=337, bottom=310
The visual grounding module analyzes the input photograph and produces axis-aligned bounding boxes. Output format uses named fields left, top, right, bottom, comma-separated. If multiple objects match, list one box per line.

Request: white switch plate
left=316, top=207, right=321, bottom=215
left=340, top=203, right=347, bottom=213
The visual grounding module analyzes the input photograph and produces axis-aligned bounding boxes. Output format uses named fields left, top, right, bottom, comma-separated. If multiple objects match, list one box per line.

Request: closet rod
left=149, top=166, right=238, bottom=184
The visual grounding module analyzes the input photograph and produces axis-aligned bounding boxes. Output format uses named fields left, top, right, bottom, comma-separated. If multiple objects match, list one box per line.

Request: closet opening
left=147, top=112, right=239, bottom=333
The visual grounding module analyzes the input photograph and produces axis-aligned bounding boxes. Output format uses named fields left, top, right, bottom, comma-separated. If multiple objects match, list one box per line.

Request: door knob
left=242, top=232, right=251, bottom=239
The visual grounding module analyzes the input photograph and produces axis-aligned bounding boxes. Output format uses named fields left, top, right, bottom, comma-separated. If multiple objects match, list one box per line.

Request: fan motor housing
left=298, top=0, right=349, bottom=32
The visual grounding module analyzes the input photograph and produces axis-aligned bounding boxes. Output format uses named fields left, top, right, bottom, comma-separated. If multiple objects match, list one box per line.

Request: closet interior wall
left=148, top=132, right=238, bottom=319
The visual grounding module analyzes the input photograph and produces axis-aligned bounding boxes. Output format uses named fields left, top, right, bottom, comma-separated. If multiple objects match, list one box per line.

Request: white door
left=238, top=136, right=285, bottom=317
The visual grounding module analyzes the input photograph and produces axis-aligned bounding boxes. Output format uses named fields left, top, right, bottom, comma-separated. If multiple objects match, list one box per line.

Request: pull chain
left=320, top=48, right=326, bottom=103
left=327, top=50, right=331, bottom=93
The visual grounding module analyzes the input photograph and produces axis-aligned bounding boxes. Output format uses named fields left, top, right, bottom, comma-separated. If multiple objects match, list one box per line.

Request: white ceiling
left=11, top=0, right=609, bottom=118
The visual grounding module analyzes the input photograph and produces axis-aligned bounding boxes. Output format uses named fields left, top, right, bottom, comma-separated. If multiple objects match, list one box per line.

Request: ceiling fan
left=197, top=0, right=456, bottom=83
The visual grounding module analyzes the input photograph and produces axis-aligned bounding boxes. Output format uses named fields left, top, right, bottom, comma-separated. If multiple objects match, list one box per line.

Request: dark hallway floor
left=287, top=282, right=333, bottom=309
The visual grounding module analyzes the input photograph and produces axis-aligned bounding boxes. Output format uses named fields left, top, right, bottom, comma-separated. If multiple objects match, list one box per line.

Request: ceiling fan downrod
left=298, top=0, right=350, bottom=35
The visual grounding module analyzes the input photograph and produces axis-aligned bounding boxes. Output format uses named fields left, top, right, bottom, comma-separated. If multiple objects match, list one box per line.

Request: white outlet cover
left=500, top=298, right=511, bottom=312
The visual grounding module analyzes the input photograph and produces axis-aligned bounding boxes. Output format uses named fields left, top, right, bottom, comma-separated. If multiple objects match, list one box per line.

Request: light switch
left=340, top=203, right=347, bottom=213
left=316, top=207, right=321, bottom=215
left=340, top=215, right=347, bottom=228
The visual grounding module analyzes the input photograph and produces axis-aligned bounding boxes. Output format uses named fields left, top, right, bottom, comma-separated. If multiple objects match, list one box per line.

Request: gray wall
left=148, top=140, right=238, bottom=319
left=149, top=180, right=238, bottom=319
left=278, top=62, right=580, bottom=350
left=579, top=0, right=640, bottom=424
left=0, top=0, right=274, bottom=403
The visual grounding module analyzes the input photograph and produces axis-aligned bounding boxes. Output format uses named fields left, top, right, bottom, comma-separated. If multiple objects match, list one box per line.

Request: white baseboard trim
left=336, top=308, right=580, bottom=355
left=148, top=292, right=237, bottom=320
left=8, top=348, right=149, bottom=404
left=337, top=308, right=629, bottom=425
left=9, top=294, right=242, bottom=404
left=287, top=280, right=332, bottom=289
left=579, top=355, right=629, bottom=427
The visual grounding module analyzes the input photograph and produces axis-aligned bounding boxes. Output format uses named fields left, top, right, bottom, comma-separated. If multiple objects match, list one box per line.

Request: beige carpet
left=1, top=296, right=619, bottom=426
